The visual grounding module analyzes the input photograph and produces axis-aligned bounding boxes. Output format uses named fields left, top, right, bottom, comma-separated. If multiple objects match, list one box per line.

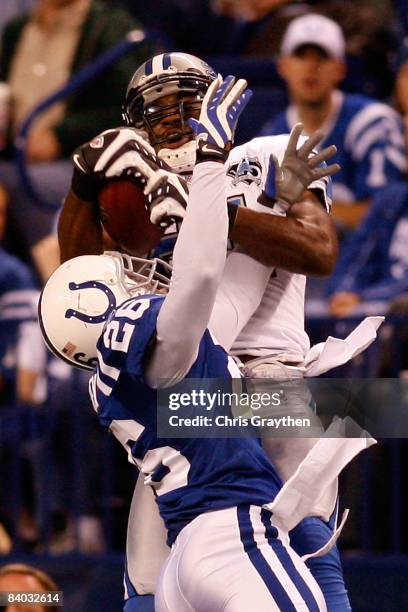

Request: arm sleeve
left=208, top=250, right=272, bottom=351
left=145, top=162, right=228, bottom=387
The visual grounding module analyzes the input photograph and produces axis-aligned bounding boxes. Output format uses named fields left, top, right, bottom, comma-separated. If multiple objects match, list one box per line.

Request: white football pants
left=155, top=505, right=327, bottom=612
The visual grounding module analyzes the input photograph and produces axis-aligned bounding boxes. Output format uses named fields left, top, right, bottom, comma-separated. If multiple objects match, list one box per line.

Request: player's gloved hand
left=144, top=169, right=189, bottom=228
left=71, top=127, right=161, bottom=202
left=104, top=141, right=189, bottom=228
left=259, top=123, right=340, bottom=207
left=71, top=126, right=187, bottom=228
left=188, top=74, right=252, bottom=163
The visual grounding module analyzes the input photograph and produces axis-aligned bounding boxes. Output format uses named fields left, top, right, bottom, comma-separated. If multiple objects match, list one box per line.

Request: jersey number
left=110, top=419, right=191, bottom=496
left=102, top=299, right=151, bottom=352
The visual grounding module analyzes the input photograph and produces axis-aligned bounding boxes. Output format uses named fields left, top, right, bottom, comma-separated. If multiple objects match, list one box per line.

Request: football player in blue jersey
left=261, top=13, right=407, bottom=234
left=39, top=75, right=332, bottom=611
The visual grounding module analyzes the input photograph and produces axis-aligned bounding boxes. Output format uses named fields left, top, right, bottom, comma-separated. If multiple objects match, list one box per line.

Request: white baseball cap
left=281, top=14, right=345, bottom=60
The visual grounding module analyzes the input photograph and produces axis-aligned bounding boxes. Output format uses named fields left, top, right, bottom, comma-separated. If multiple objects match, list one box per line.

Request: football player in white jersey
left=57, top=53, right=357, bottom=611
left=40, top=74, right=338, bottom=611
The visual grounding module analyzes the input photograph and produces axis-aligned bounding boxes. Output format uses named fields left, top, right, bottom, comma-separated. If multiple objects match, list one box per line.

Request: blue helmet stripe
left=163, top=53, right=172, bottom=69
left=145, top=58, right=153, bottom=76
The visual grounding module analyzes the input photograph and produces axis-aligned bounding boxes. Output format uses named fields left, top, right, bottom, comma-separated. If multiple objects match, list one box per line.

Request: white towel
left=304, top=316, right=384, bottom=377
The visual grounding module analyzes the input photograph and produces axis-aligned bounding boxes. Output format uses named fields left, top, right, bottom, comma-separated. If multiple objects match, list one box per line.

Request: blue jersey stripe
left=237, top=505, right=297, bottom=611
left=260, top=509, right=320, bottom=612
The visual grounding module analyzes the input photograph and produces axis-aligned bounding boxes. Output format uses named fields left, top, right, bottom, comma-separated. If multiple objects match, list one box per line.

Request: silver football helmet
left=123, top=52, right=216, bottom=173
left=38, top=252, right=171, bottom=371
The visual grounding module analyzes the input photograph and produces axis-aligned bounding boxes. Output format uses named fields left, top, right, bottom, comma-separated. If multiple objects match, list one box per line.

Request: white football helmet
left=38, top=251, right=171, bottom=371
left=123, top=52, right=216, bottom=173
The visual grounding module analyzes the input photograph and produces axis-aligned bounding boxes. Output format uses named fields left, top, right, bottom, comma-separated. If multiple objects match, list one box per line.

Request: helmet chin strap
left=158, top=141, right=196, bottom=175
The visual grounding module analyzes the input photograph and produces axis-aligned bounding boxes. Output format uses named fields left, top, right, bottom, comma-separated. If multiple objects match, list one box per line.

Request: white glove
left=91, top=131, right=188, bottom=229
left=260, top=123, right=340, bottom=207
left=188, top=74, right=252, bottom=162
left=144, top=169, right=189, bottom=228
left=71, top=127, right=158, bottom=200
left=100, top=130, right=161, bottom=182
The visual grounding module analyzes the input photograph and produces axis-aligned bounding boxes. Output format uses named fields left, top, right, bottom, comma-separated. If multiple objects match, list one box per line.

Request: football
left=98, top=178, right=164, bottom=256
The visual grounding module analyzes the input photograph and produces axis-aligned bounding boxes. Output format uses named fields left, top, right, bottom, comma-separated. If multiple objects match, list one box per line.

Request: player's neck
left=295, top=94, right=334, bottom=135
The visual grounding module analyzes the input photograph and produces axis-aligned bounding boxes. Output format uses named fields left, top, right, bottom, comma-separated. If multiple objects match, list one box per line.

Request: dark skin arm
left=230, top=190, right=338, bottom=277
left=59, top=188, right=337, bottom=276
left=58, top=190, right=105, bottom=262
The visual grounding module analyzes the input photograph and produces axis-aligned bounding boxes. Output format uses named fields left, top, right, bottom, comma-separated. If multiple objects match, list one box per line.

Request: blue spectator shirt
left=261, top=91, right=406, bottom=203
left=0, top=247, right=37, bottom=387
left=325, top=182, right=408, bottom=302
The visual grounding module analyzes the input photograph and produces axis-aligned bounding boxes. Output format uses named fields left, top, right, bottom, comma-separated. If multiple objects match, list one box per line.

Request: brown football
left=98, top=178, right=164, bottom=256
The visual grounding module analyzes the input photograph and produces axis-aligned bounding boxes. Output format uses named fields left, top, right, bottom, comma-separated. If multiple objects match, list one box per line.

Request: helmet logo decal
left=62, top=341, right=77, bottom=357
left=65, top=281, right=117, bottom=324
left=227, top=157, right=262, bottom=186
left=74, top=353, right=98, bottom=369
left=90, top=136, right=104, bottom=149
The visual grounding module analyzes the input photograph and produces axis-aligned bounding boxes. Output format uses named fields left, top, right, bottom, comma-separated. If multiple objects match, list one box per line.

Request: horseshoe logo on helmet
left=65, top=281, right=117, bottom=324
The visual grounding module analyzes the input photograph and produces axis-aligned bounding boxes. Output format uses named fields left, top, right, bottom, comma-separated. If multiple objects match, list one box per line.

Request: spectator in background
left=0, top=0, right=157, bottom=282
left=0, top=191, right=45, bottom=406
left=392, top=0, right=408, bottom=39
left=394, top=0, right=408, bottom=149
left=209, top=0, right=395, bottom=98
left=124, top=0, right=395, bottom=100
left=118, top=0, right=239, bottom=55
left=0, top=563, right=58, bottom=612
left=261, top=13, right=406, bottom=234
left=0, top=189, right=48, bottom=549
left=326, top=182, right=408, bottom=317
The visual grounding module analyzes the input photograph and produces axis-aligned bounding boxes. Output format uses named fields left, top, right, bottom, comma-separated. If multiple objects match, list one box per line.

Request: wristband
left=257, top=191, right=278, bottom=207
left=70, top=168, right=99, bottom=203
left=195, top=140, right=229, bottom=164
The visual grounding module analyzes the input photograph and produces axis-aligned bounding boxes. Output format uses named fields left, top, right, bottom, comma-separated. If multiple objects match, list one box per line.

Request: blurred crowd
left=0, top=0, right=408, bottom=556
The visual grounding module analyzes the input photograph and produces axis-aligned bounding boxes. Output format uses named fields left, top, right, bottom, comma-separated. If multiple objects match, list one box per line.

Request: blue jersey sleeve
left=326, top=182, right=408, bottom=299
left=344, top=101, right=406, bottom=200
